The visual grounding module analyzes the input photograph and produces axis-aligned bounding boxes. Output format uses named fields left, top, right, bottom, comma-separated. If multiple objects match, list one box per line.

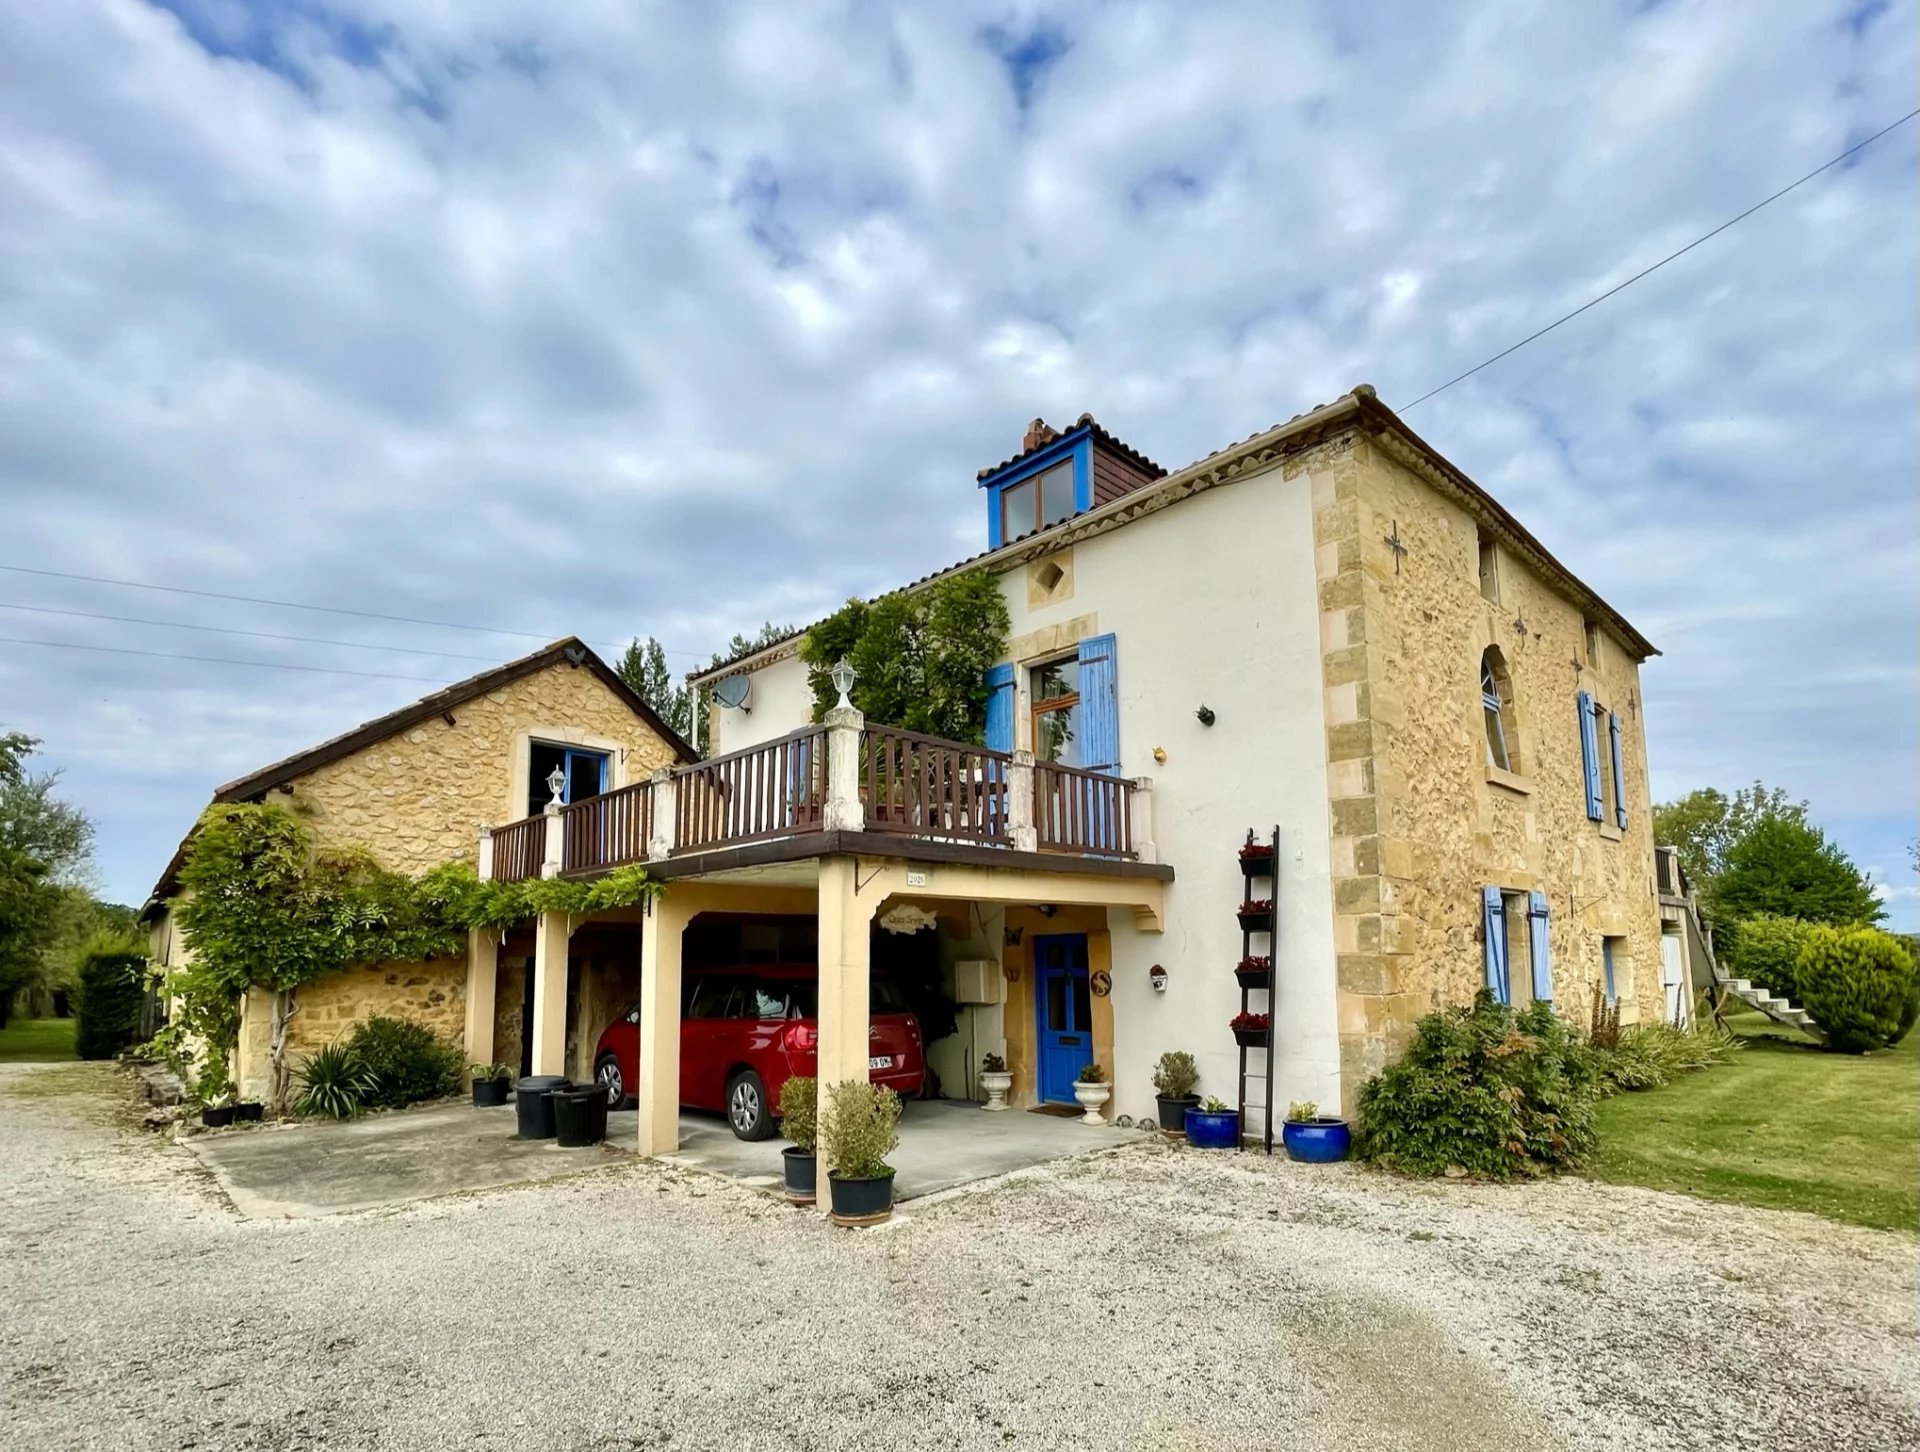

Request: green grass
left=0, top=1017, right=78, bottom=1063
left=1589, top=1003, right=1919, bottom=1233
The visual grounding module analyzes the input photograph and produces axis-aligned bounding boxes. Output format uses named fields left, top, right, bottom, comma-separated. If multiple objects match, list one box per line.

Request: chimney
left=1021, top=418, right=1058, bottom=454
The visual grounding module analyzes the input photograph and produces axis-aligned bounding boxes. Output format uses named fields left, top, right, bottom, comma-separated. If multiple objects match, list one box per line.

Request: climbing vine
left=798, top=568, right=1010, bottom=743
left=419, top=862, right=662, bottom=930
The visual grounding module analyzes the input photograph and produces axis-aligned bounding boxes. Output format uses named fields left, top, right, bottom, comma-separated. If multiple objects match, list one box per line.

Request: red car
left=593, top=965, right=926, bottom=1140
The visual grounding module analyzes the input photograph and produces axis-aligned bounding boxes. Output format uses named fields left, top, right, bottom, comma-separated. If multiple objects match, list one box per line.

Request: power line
left=0, top=602, right=506, bottom=663
left=1402, top=107, right=1920, bottom=410
left=0, top=635, right=444, bottom=684
left=0, top=562, right=710, bottom=658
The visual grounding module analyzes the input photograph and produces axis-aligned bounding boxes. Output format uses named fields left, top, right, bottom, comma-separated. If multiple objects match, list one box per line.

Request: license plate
left=869, top=1055, right=892, bottom=1070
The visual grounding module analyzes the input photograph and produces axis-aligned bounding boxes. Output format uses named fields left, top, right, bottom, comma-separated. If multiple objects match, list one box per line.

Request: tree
left=615, top=637, right=691, bottom=739
left=1652, top=782, right=1809, bottom=926
left=1713, top=815, right=1884, bottom=932
left=1794, top=926, right=1918, bottom=1053
left=0, top=732, right=96, bottom=1028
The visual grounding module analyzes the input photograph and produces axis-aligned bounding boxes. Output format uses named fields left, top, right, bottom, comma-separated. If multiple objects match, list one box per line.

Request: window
left=1583, top=619, right=1602, bottom=667
left=1477, top=529, right=1500, bottom=603
left=1480, top=647, right=1518, bottom=772
left=1030, top=657, right=1083, bottom=766
left=1000, top=459, right=1076, bottom=543
left=1484, top=887, right=1553, bottom=1008
left=1601, top=937, right=1621, bottom=1006
left=686, top=977, right=736, bottom=1020
left=526, top=741, right=608, bottom=815
left=1577, top=694, right=1629, bottom=829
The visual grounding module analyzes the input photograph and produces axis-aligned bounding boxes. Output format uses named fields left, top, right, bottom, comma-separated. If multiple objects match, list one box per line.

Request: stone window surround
left=509, top=726, right=630, bottom=822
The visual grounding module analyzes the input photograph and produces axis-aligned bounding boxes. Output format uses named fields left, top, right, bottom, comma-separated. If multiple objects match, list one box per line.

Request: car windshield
left=781, top=978, right=909, bottom=1018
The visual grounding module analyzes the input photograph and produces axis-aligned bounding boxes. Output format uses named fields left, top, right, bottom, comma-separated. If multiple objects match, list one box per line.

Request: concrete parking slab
left=185, top=1101, right=634, bottom=1219
left=660, top=1098, right=1131, bottom=1200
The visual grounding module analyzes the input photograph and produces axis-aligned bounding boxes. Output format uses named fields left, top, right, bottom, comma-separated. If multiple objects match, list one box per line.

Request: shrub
left=1721, top=914, right=1816, bottom=1001
left=1795, top=926, right=1920, bottom=1053
left=295, top=1043, right=376, bottom=1119
left=343, top=1016, right=462, bottom=1108
left=821, top=1080, right=901, bottom=1180
left=74, top=949, right=148, bottom=1060
left=778, top=1075, right=817, bottom=1153
left=194, top=1053, right=233, bottom=1108
left=1075, top=1061, right=1106, bottom=1084
left=1354, top=994, right=1599, bottom=1180
left=1151, top=1050, right=1199, bottom=1099
left=1590, top=1022, right=1738, bottom=1097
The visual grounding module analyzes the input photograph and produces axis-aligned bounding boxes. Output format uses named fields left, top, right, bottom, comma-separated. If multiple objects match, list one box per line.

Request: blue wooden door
left=1034, top=935, right=1093, bottom=1103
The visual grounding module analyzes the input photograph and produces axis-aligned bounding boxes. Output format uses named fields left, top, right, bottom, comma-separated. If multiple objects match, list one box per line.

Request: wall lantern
left=545, top=765, right=568, bottom=804
left=1195, top=705, right=1216, bottom=727
left=1149, top=963, right=1168, bottom=994
left=830, top=657, right=857, bottom=709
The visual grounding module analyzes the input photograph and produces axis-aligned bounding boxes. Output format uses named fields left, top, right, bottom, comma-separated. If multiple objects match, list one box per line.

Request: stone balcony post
left=646, top=767, right=676, bottom=861
left=1007, top=750, right=1038, bottom=853
left=1131, top=776, right=1157, bottom=864
left=476, top=825, right=494, bottom=882
left=540, top=801, right=566, bottom=879
left=822, top=706, right=866, bottom=834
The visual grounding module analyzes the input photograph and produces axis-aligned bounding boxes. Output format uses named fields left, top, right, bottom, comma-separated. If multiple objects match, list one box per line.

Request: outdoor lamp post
left=830, top=657, right=857, bottom=710
left=546, top=765, right=568, bottom=805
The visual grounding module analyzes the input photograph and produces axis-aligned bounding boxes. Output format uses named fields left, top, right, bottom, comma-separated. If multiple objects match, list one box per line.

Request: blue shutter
left=1528, top=891, right=1553, bottom=1004
left=1577, top=691, right=1603, bottom=820
left=1602, top=939, right=1617, bottom=1006
left=1482, top=887, right=1510, bottom=1005
left=1075, top=634, right=1119, bottom=773
left=1608, top=711, right=1627, bottom=829
left=983, top=663, right=1015, bottom=752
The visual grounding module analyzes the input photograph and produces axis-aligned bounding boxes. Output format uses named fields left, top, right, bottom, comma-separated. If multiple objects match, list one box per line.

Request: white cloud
left=0, top=0, right=1914, bottom=919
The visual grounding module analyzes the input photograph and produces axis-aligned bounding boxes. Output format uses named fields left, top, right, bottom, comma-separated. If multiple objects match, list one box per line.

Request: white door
left=1660, top=934, right=1686, bottom=1026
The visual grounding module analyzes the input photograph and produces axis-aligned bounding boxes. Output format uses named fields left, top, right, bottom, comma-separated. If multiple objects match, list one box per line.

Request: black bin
left=515, top=1076, right=570, bottom=1140
left=553, top=1083, right=609, bottom=1148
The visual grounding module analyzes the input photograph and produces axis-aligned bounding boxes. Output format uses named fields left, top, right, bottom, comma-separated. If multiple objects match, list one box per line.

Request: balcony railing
left=482, top=713, right=1153, bottom=883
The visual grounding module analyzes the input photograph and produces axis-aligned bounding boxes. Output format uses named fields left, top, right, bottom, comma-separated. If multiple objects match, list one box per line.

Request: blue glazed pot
left=1184, top=1107, right=1240, bottom=1150
left=1282, top=1118, right=1351, bottom=1163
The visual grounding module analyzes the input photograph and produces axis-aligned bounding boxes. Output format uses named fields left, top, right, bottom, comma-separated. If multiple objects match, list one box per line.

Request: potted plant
left=978, top=1052, right=1013, bottom=1112
left=1230, top=1011, right=1270, bottom=1047
left=778, top=1075, right=818, bottom=1205
left=195, top=1057, right=236, bottom=1128
left=1150, top=1050, right=1200, bottom=1131
left=470, top=1062, right=514, bottom=1108
left=232, top=1100, right=265, bottom=1123
left=1237, top=898, right=1274, bottom=931
left=1185, top=1095, right=1240, bottom=1150
left=1071, top=1062, right=1112, bottom=1124
left=822, top=1080, right=902, bottom=1227
left=1282, top=1101, right=1352, bottom=1163
left=1234, top=955, right=1272, bottom=988
left=1238, top=833, right=1274, bottom=874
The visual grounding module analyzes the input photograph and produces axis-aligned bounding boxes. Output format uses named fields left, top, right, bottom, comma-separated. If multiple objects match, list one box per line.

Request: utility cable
left=1402, top=108, right=1920, bottom=409
left=0, top=602, right=506, bottom=663
left=0, top=635, right=444, bottom=684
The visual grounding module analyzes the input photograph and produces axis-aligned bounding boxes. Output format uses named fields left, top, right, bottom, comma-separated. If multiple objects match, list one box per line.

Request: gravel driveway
left=2, top=1062, right=1915, bottom=1452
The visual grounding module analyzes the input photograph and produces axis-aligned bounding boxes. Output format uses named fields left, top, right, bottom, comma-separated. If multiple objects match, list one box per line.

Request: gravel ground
left=2, top=1062, right=1915, bottom=1452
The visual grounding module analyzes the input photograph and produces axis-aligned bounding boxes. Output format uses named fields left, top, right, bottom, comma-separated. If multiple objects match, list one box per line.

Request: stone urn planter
left=1072, top=1079, right=1112, bottom=1125
left=978, top=1055, right=1012, bottom=1111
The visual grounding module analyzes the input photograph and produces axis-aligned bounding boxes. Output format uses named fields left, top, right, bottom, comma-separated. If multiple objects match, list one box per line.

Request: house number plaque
left=1090, top=969, right=1112, bottom=998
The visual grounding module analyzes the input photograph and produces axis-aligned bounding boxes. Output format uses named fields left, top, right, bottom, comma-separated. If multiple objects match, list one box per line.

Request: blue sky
left=0, top=0, right=1914, bottom=927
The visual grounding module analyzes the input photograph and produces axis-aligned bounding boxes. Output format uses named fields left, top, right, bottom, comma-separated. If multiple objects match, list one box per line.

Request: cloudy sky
left=1, top=0, right=1914, bottom=925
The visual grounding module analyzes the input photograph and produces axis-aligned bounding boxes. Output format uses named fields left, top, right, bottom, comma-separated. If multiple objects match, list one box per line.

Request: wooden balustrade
left=673, top=726, right=827, bottom=854
left=490, top=813, right=548, bottom=883
left=861, top=726, right=1009, bottom=844
left=1034, top=759, right=1136, bottom=858
left=562, top=780, right=652, bottom=875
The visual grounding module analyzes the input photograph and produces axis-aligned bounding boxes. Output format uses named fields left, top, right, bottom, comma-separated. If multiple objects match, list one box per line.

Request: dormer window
left=1001, top=459, right=1077, bottom=543
left=978, top=415, right=1167, bottom=550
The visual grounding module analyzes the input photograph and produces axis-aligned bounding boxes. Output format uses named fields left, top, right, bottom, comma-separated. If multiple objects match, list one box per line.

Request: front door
left=1034, top=934, right=1092, bottom=1103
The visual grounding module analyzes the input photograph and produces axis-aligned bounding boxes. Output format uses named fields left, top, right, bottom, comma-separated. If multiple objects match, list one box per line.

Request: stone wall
left=1316, top=428, right=1662, bottom=1109
left=235, top=958, right=468, bottom=1102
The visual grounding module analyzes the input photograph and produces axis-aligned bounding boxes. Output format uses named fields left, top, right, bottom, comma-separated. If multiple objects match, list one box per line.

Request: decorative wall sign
left=1004, top=962, right=1020, bottom=983
left=878, top=903, right=939, bottom=936
left=1090, top=969, right=1112, bottom=998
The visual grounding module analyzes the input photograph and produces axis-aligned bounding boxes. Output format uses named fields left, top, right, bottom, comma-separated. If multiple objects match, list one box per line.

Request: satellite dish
left=712, top=674, right=752, bottom=711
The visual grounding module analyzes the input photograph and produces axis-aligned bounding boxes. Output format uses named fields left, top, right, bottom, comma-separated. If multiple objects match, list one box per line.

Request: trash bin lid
left=516, top=1075, right=570, bottom=1092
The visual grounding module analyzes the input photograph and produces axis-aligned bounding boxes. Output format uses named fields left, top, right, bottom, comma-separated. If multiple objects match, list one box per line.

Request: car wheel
left=726, top=1070, right=774, bottom=1141
left=595, top=1053, right=633, bottom=1111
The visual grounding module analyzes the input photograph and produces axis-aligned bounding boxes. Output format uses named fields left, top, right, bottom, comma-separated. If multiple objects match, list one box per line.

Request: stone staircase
left=1718, top=976, right=1823, bottom=1041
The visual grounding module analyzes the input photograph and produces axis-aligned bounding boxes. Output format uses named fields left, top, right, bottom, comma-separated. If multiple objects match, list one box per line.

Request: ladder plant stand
left=1234, top=826, right=1279, bottom=1154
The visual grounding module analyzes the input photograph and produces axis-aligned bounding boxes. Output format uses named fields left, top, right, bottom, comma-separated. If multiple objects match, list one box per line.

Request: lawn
left=1590, top=1003, right=1919, bottom=1233
left=0, top=1017, right=78, bottom=1063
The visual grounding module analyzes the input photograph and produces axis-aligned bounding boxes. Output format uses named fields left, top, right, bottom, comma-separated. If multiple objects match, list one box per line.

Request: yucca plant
left=295, top=1043, right=377, bottom=1119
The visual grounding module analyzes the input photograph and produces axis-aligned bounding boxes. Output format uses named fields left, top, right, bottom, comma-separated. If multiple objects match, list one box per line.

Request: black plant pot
left=1232, top=1028, right=1270, bottom=1049
left=232, top=1102, right=264, bottom=1123
left=827, top=1170, right=896, bottom=1226
left=1155, top=1094, right=1200, bottom=1132
left=553, top=1085, right=608, bottom=1147
left=472, top=1077, right=510, bottom=1108
left=200, top=1105, right=235, bottom=1128
left=1239, top=851, right=1274, bottom=877
left=782, top=1147, right=817, bottom=1205
left=1234, top=965, right=1273, bottom=990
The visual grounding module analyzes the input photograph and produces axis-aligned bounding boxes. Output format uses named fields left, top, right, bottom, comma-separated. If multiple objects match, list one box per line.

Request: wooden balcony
left=482, top=716, right=1155, bottom=884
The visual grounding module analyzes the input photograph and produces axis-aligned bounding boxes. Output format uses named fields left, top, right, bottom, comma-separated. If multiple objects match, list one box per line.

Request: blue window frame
left=979, top=426, right=1094, bottom=548
left=527, top=741, right=608, bottom=815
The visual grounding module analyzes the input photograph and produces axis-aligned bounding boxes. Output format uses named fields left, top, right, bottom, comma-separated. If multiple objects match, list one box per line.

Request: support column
left=636, top=893, right=693, bottom=1156
left=814, top=856, right=872, bottom=1213
left=529, top=910, right=568, bottom=1077
left=462, top=929, right=498, bottom=1075
left=1008, top=750, right=1037, bottom=852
